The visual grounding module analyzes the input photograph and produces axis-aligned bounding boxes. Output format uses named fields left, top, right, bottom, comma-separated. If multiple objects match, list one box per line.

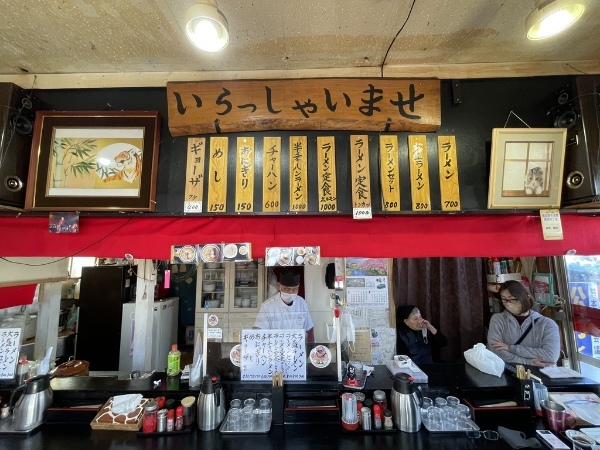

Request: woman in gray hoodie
left=487, top=280, right=560, bottom=367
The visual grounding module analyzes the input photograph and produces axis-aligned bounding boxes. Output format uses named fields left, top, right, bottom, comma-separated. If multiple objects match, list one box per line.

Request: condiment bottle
left=492, top=257, right=501, bottom=275
left=142, top=400, right=158, bottom=433
left=361, top=407, right=372, bottom=430
left=16, top=354, right=28, bottom=385
left=157, top=409, right=167, bottom=432
left=167, top=408, right=175, bottom=431
left=373, top=404, right=382, bottom=429
left=167, top=344, right=181, bottom=376
left=383, top=409, right=393, bottom=430
left=372, top=390, right=387, bottom=412
left=175, top=406, right=184, bottom=430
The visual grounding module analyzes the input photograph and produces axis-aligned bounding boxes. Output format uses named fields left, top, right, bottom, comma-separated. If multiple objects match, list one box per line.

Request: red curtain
left=0, top=214, right=598, bottom=259
left=0, top=285, right=37, bottom=307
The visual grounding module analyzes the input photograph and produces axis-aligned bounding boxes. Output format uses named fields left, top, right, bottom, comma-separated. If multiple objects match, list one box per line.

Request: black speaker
left=0, top=83, right=37, bottom=210
left=550, top=76, right=600, bottom=208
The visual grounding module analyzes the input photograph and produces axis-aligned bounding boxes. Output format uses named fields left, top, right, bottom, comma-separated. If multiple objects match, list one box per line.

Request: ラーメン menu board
left=0, top=328, right=22, bottom=379
left=240, top=330, right=306, bottom=381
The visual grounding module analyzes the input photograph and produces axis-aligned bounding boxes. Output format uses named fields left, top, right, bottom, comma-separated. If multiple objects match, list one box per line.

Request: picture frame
left=487, top=128, right=567, bottom=209
left=25, top=111, right=160, bottom=211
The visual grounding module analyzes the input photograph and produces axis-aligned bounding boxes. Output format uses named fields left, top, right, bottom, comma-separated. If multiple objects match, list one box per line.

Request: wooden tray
left=90, top=397, right=148, bottom=431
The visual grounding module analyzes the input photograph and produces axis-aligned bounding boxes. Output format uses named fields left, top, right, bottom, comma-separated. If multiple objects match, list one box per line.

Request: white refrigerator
left=119, top=297, right=179, bottom=372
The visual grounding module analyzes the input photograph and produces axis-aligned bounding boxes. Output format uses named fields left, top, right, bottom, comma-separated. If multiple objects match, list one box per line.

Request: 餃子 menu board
left=240, top=330, right=306, bottom=381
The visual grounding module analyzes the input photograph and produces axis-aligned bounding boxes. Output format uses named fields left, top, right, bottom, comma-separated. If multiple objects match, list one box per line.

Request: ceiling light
left=185, top=0, right=229, bottom=52
left=526, top=0, right=585, bottom=40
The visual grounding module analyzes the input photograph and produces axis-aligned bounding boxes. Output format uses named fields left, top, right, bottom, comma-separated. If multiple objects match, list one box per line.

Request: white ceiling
left=0, top=0, right=599, bottom=89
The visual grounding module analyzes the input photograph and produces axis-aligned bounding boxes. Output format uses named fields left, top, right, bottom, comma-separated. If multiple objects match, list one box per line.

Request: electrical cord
left=380, top=0, right=417, bottom=78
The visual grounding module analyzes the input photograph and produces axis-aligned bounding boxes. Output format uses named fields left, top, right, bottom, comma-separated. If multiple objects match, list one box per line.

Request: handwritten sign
left=167, top=79, right=441, bottom=136
left=262, top=137, right=281, bottom=212
left=408, top=135, right=431, bottom=211
left=317, top=136, right=337, bottom=213
left=240, top=329, right=306, bottom=381
left=0, top=328, right=22, bottom=379
left=379, top=135, right=401, bottom=211
left=289, top=136, right=308, bottom=212
left=437, top=136, right=461, bottom=211
left=235, top=137, right=255, bottom=213
left=184, top=137, right=205, bottom=214
left=206, top=137, right=229, bottom=213
left=350, top=135, right=372, bottom=218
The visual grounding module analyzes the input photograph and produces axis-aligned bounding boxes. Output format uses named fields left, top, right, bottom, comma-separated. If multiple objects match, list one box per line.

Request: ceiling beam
left=1, top=61, right=599, bottom=90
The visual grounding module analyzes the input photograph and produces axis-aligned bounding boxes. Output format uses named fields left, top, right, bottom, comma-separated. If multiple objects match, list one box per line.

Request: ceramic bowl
left=206, top=262, right=221, bottom=269
left=241, top=298, right=251, bottom=308
left=234, top=297, right=242, bottom=307
left=204, top=283, right=216, bottom=292
left=205, top=299, right=220, bottom=308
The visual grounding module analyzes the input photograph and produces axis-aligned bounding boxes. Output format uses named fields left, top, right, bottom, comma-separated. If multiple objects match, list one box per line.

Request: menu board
left=240, top=330, right=306, bottom=381
left=265, top=246, right=320, bottom=266
left=0, top=328, right=22, bottom=379
left=171, top=242, right=252, bottom=264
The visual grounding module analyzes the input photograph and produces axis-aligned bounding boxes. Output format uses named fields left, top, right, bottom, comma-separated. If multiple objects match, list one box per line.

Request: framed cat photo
left=487, top=128, right=567, bottom=210
left=25, top=111, right=160, bottom=211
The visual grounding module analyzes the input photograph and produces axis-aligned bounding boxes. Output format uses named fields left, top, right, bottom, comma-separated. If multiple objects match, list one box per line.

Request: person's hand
left=490, top=339, right=510, bottom=351
left=421, top=319, right=437, bottom=334
left=530, top=358, right=554, bottom=367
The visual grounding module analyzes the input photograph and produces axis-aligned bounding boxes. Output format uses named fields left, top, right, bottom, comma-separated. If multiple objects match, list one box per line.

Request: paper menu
left=549, top=392, right=600, bottom=426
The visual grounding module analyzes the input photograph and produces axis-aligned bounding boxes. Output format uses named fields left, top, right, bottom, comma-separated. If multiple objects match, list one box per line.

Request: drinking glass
left=227, top=409, right=241, bottom=431
left=241, top=409, right=254, bottom=431
left=258, top=402, right=272, bottom=428
left=435, top=397, right=448, bottom=409
left=446, top=396, right=460, bottom=408
left=456, top=404, right=471, bottom=420
left=230, top=399, right=242, bottom=411
left=443, top=406, right=458, bottom=430
left=244, top=398, right=256, bottom=409
left=421, top=397, right=433, bottom=423
left=427, top=406, right=443, bottom=431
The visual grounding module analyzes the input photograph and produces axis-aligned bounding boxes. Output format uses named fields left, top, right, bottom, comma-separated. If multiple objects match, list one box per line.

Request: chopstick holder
left=272, top=371, right=284, bottom=426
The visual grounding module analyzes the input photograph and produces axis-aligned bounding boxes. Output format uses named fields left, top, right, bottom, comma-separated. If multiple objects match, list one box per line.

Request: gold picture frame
left=25, top=111, right=160, bottom=211
left=487, top=128, right=567, bottom=209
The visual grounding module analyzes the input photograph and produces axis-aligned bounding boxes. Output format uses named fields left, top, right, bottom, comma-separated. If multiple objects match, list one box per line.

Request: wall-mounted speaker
left=550, top=76, right=600, bottom=208
left=0, top=83, right=37, bottom=210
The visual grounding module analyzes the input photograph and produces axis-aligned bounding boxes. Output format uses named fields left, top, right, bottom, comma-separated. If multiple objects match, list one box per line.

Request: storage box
left=463, top=397, right=535, bottom=432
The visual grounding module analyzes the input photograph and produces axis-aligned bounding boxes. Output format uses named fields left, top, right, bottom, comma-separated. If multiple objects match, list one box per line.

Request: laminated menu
left=90, top=397, right=149, bottom=431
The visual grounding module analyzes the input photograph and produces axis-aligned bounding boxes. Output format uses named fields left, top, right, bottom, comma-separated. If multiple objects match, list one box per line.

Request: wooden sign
left=379, top=135, right=401, bottom=211
left=289, top=136, right=308, bottom=212
left=262, top=137, right=281, bottom=212
left=437, top=136, right=461, bottom=211
left=408, top=135, right=431, bottom=211
left=235, top=137, right=255, bottom=213
left=206, top=137, right=228, bottom=213
left=317, top=136, right=337, bottom=212
left=350, top=135, right=372, bottom=217
left=184, top=137, right=205, bottom=214
left=167, top=79, right=441, bottom=136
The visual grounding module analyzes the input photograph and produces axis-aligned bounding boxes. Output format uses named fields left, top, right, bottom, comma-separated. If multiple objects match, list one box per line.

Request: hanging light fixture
left=185, top=0, right=229, bottom=52
left=526, top=0, right=586, bottom=40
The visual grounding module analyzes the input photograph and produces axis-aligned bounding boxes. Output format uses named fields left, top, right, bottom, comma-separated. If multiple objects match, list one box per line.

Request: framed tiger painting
left=487, top=128, right=567, bottom=210
left=25, top=111, right=160, bottom=211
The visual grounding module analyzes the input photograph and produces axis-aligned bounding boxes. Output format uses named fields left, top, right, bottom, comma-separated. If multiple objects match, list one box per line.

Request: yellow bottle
left=167, top=344, right=181, bottom=376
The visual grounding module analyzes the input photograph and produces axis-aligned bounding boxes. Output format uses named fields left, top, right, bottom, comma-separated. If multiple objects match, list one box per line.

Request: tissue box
left=90, top=397, right=149, bottom=431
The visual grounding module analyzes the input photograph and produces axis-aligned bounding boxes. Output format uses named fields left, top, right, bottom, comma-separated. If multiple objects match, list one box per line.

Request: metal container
left=10, top=374, right=53, bottom=431
left=197, top=374, right=225, bottom=431
left=390, top=372, right=422, bottom=433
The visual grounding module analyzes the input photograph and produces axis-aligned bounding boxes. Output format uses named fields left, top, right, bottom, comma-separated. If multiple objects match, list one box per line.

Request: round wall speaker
left=554, top=108, right=578, bottom=129
left=566, top=171, right=584, bottom=190
left=4, top=175, right=23, bottom=192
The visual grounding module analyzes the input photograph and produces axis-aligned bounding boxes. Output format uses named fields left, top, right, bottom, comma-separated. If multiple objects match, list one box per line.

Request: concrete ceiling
left=0, top=0, right=599, bottom=88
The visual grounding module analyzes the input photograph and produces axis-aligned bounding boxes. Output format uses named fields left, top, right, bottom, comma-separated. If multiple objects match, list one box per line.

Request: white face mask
left=280, top=292, right=296, bottom=304
left=504, top=302, right=522, bottom=315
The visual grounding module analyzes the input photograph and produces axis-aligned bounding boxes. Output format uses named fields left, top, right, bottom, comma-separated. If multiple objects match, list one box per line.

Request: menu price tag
left=540, top=209, right=563, bottom=240
left=184, top=201, right=202, bottom=213
left=353, top=207, right=372, bottom=220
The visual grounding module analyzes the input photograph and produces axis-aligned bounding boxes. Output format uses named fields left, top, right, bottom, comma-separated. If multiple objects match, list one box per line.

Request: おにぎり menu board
left=240, top=330, right=306, bottom=381
left=0, top=328, right=22, bottom=379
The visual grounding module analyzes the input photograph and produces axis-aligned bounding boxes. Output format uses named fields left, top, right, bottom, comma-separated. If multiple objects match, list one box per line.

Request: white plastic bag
left=464, top=343, right=505, bottom=377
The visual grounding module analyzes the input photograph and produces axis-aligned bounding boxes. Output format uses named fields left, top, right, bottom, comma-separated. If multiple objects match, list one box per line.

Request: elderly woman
left=488, top=280, right=560, bottom=367
left=396, top=305, right=448, bottom=364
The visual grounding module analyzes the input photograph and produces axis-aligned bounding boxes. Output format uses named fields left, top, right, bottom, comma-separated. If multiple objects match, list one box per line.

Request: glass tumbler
left=241, top=406, right=254, bottom=431
left=230, top=399, right=242, bottom=411
left=435, top=397, right=448, bottom=409
left=244, top=398, right=256, bottom=409
left=421, top=397, right=433, bottom=424
left=455, top=404, right=471, bottom=420
left=427, top=406, right=443, bottom=431
left=443, top=406, right=458, bottom=430
left=446, top=396, right=460, bottom=408
left=227, top=409, right=241, bottom=431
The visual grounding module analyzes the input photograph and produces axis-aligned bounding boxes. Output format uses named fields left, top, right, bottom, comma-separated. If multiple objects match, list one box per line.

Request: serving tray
left=219, top=410, right=271, bottom=434
left=422, top=418, right=480, bottom=434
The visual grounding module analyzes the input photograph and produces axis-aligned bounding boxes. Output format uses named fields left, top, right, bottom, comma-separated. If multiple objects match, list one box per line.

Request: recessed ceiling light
left=185, top=0, right=229, bottom=52
left=526, top=0, right=586, bottom=40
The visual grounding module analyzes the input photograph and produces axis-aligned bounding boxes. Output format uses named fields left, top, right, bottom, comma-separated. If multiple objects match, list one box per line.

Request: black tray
left=138, top=425, right=193, bottom=436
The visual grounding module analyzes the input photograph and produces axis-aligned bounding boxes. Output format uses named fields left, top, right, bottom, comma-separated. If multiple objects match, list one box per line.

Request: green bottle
left=167, top=344, right=181, bottom=376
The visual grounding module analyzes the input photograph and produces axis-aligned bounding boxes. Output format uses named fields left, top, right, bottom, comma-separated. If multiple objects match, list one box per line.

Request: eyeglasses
left=500, top=296, right=519, bottom=304
left=466, top=430, right=500, bottom=440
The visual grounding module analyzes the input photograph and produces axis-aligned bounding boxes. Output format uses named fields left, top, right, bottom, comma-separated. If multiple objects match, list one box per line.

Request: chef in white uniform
left=253, top=269, right=315, bottom=342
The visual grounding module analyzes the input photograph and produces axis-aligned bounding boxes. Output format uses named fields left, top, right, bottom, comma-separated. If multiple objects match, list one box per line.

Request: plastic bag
left=464, top=343, right=505, bottom=377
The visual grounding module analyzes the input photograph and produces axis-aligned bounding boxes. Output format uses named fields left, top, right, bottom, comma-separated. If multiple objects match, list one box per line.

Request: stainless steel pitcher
left=10, top=374, right=53, bottom=431
left=390, top=372, right=422, bottom=432
left=196, top=374, right=225, bottom=431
